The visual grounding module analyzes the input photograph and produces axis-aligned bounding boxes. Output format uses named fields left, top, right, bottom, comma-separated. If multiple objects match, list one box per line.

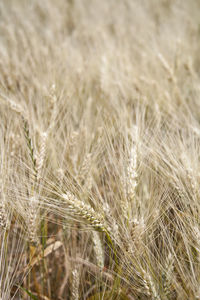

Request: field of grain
left=1, top=1, right=200, bottom=299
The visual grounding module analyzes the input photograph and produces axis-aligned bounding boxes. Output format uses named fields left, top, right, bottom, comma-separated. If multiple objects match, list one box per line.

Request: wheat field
left=1, top=0, right=200, bottom=299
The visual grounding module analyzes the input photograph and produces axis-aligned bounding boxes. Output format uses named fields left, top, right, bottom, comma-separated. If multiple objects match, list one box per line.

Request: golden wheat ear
left=62, top=192, right=110, bottom=234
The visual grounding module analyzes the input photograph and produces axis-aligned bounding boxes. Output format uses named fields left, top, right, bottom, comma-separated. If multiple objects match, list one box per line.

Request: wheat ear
left=36, top=131, right=48, bottom=180
left=0, top=93, right=27, bottom=118
left=92, top=231, right=104, bottom=269
left=0, top=179, right=9, bottom=230
left=122, top=126, right=138, bottom=224
left=162, top=253, right=174, bottom=298
left=28, top=196, right=39, bottom=244
left=71, top=268, right=80, bottom=300
left=22, top=118, right=37, bottom=176
left=61, top=192, right=116, bottom=261
left=62, top=192, right=109, bottom=233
